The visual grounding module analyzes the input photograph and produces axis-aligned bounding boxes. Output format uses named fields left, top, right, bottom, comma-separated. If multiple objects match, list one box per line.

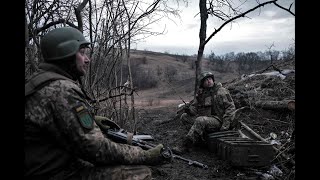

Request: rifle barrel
left=173, top=154, right=208, bottom=169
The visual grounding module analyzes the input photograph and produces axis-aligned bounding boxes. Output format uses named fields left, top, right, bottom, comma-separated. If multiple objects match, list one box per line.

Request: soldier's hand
left=147, top=144, right=163, bottom=158
left=183, top=103, right=195, bottom=115
left=146, top=144, right=169, bottom=165
left=182, top=103, right=190, bottom=110
left=184, top=105, right=190, bottom=113
left=187, top=106, right=197, bottom=116
left=94, top=116, right=110, bottom=131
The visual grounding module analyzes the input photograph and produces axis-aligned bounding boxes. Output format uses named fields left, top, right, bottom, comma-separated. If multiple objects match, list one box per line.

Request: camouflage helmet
left=199, top=71, right=215, bottom=87
left=40, top=27, right=90, bottom=62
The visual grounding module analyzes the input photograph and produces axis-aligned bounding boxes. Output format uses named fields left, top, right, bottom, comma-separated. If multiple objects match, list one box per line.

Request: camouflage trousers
left=49, top=159, right=152, bottom=180
left=180, top=113, right=197, bottom=130
left=180, top=113, right=221, bottom=144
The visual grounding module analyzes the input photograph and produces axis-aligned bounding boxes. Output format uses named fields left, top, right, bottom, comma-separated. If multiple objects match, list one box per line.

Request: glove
left=94, top=116, right=110, bottom=131
left=146, top=144, right=168, bottom=165
left=184, top=104, right=191, bottom=113
left=147, top=144, right=163, bottom=158
left=185, top=105, right=197, bottom=116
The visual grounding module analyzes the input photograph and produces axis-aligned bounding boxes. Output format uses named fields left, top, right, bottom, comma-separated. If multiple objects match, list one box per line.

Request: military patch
left=226, top=94, right=233, bottom=102
left=74, top=104, right=94, bottom=130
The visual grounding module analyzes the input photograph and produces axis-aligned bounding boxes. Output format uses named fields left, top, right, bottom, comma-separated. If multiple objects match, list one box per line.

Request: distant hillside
left=128, top=49, right=295, bottom=109
left=129, top=49, right=238, bottom=107
left=130, top=49, right=238, bottom=84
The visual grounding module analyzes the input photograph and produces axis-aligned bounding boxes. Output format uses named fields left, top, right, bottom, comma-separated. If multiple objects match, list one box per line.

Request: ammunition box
left=216, top=137, right=253, bottom=160
left=207, top=131, right=240, bottom=153
left=207, top=131, right=276, bottom=167
left=219, top=139, right=275, bottom=167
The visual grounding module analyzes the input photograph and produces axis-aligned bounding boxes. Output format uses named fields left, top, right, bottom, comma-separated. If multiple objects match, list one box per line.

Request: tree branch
left=75, top=0, right=90, bottom=32
left=95, top=86, right=136, bottom=103
left=274, top=2, right=295, bottom=16
left=30, top=19, right=77, bottom=40
left=203, top=0, right=277, bottom=47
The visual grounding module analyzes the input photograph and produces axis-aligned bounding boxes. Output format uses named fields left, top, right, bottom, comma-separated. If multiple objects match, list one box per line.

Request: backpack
left=25, top=71, right=73, bottom=97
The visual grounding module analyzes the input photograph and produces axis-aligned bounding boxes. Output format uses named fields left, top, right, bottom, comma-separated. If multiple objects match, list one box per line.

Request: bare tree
left=266, top=43, right=275, bottom=64
left=25, top=0, right=89, bottom=77
left=194, top=0, right=295, bottom=97
left=281, top=39, right=295, bottom=61
left=25, top=0, right=182, bottom=130
left=81, top=0, right=182, bottom=130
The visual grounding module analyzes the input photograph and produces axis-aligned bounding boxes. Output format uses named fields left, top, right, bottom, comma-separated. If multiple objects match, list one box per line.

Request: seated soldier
left=174, top=71, right=237, bottom=154
left=25, top=27, right=166, bottom=180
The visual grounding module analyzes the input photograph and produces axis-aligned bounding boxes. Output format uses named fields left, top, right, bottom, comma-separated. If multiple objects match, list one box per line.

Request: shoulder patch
left=73, top=104, right=94, bottom=130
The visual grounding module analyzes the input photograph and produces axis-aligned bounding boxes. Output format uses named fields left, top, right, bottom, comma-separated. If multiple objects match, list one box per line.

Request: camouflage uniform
left=25, top=64, right=155, bottom=180
left=180, top=82, right=236, bottom=144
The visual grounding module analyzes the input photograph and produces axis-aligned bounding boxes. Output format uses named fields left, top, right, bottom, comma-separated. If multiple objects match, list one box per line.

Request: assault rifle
left=105, top=128, right=208, bottom=169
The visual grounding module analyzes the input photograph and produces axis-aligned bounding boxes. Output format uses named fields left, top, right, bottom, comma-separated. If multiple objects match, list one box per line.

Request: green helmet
left=199, top=71, right=215, bottom=87
left=40, top=27, right=90, bottom=62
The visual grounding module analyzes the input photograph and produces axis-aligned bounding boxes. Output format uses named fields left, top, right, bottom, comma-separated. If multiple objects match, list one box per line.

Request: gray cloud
left=185, top=23, right=198, bottom=30
left=243, top=0, right=295, bottom=20
left=136, top=0, right=295, bottom=56
left=137, top=36, right=294, bottom=56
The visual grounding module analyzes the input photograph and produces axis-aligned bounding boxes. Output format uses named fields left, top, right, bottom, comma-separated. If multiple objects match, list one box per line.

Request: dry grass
left=130, top=50, right=238, bottom=109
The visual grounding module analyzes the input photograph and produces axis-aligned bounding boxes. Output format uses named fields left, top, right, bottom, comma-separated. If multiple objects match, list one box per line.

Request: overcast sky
left=134, top=0, right=295, bottom=56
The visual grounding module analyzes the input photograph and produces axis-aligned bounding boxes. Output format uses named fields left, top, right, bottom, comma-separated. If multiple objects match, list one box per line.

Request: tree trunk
left=75, top=0, right=90, bottom=32
left=195, top=0, right=208, bottom=98
left=254, top=100, right=295, bottom=111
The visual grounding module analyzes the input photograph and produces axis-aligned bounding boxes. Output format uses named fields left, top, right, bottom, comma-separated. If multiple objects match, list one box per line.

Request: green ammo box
left=216, top=137, right=253, bottom=160
left=218, top=139, right=276, bottom=167
left=207, top=131, right=240, bottom=153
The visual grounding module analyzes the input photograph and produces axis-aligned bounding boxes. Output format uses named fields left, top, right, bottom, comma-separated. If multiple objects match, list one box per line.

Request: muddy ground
left=112, top=59, right=296, bottom=180
left=133, top=103, right=295, bottom=180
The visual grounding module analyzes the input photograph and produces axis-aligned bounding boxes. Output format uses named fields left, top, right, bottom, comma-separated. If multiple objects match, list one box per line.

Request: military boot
left=172, top=137, right=193, bottom=155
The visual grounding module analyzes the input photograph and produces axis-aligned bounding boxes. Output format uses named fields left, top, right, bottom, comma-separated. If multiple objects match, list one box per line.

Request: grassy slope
left=130, top=50, right=238, bottom=109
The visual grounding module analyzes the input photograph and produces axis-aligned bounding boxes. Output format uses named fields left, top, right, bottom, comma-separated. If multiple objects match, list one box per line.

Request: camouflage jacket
left=25, top=63, right=152, bottom=177
left=189, top=82, right=236, bottom=130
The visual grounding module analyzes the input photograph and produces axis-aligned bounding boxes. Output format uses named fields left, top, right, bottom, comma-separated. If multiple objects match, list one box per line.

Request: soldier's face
left=76, top=47, right=91, bottom=75
left=203, top=77, right=214, bottom=88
